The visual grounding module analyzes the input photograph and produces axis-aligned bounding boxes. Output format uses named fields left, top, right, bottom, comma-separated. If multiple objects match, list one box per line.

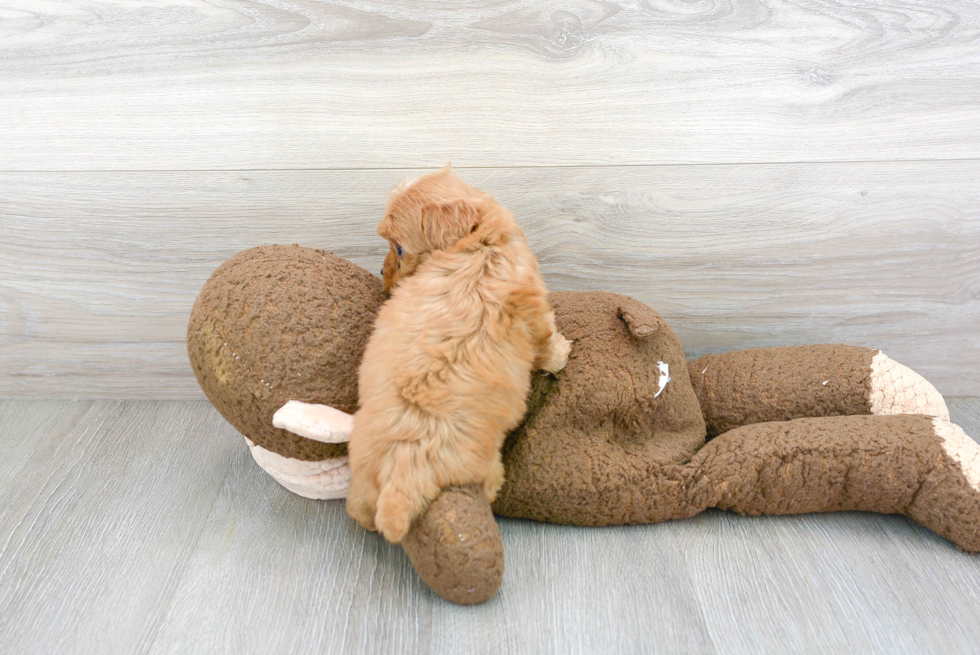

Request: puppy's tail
left=374, top=445, right=441, bottom=544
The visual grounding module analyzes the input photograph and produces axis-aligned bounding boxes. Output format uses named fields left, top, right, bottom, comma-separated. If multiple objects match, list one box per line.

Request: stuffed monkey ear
left=618, top=300, right=665, bottom=339
left=420, top=199, right=481, bottom=250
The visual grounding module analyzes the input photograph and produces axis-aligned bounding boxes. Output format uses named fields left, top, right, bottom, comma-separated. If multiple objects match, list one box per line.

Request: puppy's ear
left=420, top=198, right=480, bottom=250
left=377, top=215, right=395, bottom=241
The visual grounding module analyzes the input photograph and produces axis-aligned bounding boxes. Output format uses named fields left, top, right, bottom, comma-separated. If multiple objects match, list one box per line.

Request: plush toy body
left=188, top=245, right=980, bottom=605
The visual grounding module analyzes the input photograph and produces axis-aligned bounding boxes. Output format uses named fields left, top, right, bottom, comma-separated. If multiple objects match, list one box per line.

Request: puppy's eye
left=396, top=245, right=404, bottom=257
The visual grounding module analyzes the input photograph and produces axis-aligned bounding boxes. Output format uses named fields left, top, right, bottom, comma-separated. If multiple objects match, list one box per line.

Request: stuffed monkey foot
left=869, top=352, right=949, bottom=420
left=916, top=418, right=980, bottom=551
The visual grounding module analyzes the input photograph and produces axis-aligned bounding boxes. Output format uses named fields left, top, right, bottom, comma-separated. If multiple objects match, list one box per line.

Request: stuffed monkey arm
left=687, top=345, right=949, bottom=438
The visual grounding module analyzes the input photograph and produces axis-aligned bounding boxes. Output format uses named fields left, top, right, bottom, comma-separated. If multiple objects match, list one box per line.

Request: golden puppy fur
left=346, top=167, right=571, bottom=543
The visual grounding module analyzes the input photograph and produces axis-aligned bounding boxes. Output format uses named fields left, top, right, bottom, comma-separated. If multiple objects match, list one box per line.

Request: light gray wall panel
left=1, top=0, right=979, bottom=169
left=2, top=163, right=977, bottom=397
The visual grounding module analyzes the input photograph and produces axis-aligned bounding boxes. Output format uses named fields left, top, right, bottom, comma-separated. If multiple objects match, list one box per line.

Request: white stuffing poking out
left=655, top=361, right=671, bottom=398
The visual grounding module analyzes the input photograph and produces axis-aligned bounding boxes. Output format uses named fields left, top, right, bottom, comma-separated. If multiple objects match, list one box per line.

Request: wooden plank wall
left=1, top=0, right=978, bottom=398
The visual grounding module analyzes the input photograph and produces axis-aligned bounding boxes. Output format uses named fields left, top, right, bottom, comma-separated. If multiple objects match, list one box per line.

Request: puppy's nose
left=380, top=269, right=384, bottom=277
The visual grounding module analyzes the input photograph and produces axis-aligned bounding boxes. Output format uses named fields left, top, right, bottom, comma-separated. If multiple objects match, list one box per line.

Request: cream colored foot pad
left=934, top=418, right=980, bottom=493
left=246, top=438, right=351, bottom=500
left=870, top=352, right=950, bottom=421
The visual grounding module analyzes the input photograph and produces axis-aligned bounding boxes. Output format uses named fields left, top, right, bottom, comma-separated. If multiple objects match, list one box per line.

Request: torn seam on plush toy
left=655, top=361, right=670, bottom=398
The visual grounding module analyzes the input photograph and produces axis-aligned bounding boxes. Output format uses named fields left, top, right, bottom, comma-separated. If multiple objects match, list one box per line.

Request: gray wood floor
left=0, top=398, right=979, bottom=654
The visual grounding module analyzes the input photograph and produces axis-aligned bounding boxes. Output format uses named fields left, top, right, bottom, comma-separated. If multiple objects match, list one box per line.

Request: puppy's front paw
left=541, top=333, right=572, bottom=374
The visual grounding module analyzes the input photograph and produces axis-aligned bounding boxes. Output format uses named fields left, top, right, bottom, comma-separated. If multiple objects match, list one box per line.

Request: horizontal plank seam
left=2, top=156, right=980, bottom=174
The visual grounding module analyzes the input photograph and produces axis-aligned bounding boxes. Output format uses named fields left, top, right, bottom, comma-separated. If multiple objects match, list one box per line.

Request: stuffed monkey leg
left=687, top=414, right=980, bottom=552
left=687, top=345, right=949, bottom=438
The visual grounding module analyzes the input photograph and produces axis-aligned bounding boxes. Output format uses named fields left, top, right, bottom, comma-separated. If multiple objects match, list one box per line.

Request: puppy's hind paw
left=482, top=460, right=505, bottom=504
left=374, top=487, right=415, bottom=544
left=541, top=333, right=572, bottom=374
left=346, top=496, right=377, bottom=532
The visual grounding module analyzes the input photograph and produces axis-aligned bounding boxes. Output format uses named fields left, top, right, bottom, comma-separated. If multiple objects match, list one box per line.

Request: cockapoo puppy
left=346, top=166, right=571, bottom=543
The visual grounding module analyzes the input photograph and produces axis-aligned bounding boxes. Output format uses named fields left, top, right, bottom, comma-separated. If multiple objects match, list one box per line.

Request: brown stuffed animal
left=188, top=245, right=980, bottom=605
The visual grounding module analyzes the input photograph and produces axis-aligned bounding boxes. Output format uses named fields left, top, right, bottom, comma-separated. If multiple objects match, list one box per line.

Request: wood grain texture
left=671, top=510, right=980, bottom=654
left=0, top=401, right=238, bottom=655
left=1, top=399, right=979, bottom=653
left=0, top=400, right=92, bottom=486
left=1, top=0, right=979, bottom=169
left=2, top=163, right=978, bottom=398
left=429, top=521, right=714, bottom=654
left=147, top=445, right=431, bottom=655
left=150, top=470, right=714, bottom=654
